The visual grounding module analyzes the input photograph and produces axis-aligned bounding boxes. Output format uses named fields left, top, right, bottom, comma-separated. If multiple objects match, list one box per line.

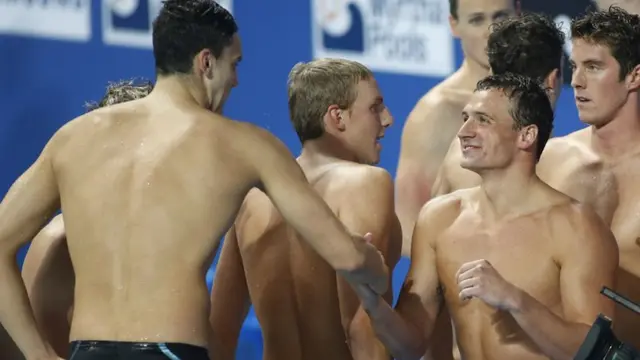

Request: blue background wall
left=0, top=0, right=598, bottom=357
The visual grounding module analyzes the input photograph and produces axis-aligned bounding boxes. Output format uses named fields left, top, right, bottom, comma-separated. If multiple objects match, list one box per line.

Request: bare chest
left=436, top=216, right=561, bottom=311
left=609, top=161, right=640, bottom=257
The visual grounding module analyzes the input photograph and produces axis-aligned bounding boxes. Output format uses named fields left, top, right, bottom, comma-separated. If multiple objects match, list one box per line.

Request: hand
left=359, top=233, right=388, bottom=295
left=456, top=259, right=521, bottom=311
left=352, top=283, right=382, bottom=312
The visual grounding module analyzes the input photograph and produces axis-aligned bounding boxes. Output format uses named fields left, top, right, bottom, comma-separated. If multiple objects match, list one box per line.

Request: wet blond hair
left=287, top=58, right=372, bottom=143
left=85, top=79, right=154, bottom=111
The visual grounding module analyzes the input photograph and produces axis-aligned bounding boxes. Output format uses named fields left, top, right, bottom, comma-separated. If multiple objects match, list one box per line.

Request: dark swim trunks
left=68, top=340, right=210, bottom=360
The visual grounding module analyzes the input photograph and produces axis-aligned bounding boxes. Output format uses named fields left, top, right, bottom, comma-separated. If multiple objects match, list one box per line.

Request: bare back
left=432, top=187, right=616, bottom=360
left=230, top=163, right=400, bottom=360
left=54, top=99, right=260, bottom=347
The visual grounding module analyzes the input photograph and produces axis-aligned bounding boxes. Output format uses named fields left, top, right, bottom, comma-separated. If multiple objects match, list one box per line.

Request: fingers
left=363, top=232, right=373, bottom=243
left=455, top=259, right=490, bottom=279
left=459, top=286, right=478, bottom=301
left=457, top=277, right=478, bottom=290
left=457, top=276, right=479, bottom=301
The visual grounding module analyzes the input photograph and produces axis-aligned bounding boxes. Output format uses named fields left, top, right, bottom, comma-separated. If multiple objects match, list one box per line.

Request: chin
left=460, top=160, right=482, bottom=172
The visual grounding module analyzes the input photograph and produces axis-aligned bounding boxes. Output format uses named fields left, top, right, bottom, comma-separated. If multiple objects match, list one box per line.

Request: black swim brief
left=68, top=340, right=210, bottom=360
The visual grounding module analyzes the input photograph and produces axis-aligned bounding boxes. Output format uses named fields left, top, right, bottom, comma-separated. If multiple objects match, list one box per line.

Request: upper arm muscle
left=559, top=205, right=618, bottom=324
left=396, top=200, right=449, bottom=339
left=0, top=144, right=60, bottom=254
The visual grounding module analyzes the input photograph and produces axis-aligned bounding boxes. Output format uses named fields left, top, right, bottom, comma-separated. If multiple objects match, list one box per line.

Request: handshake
left=340, top=232, right=389, bottom=301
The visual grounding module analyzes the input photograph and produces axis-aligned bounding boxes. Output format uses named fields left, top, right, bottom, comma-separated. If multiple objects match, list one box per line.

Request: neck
left=298, top=137, right=356, bottom=168
left=591, top=97, right=640, bottom=159
left=477, top=160, right=537, bottom=219
left=455, top=58, right=490, bottom=89
left=152, top=75, right=209, bottom=109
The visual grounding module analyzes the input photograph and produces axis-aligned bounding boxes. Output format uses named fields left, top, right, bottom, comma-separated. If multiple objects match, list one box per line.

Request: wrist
left=363, top=295, right=386, bottom=319
left=505, top=285, right=526, bottom=312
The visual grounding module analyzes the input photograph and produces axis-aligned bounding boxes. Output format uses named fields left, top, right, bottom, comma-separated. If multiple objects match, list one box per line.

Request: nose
left=381, top=106, right=394, bottom=128
left=571, top=67, right=584, bottom=90
left=231, top=71, right=239, bottom=89
left=457, top=118, right=476, bottom=141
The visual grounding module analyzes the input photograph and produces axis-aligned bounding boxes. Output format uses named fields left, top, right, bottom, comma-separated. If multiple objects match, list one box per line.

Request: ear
left=518, top=125, right=538, bottom=152
left=625, top=64, right=640, bottom=91
left=449, top=15, right=460, bottom=38
left=195, top=49, right=216, bottom=79
left=323, top=104, right=347, bottom=132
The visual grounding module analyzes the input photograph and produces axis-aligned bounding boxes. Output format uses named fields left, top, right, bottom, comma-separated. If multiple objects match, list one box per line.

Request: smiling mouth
left=575, top=96, right=590, bottom=103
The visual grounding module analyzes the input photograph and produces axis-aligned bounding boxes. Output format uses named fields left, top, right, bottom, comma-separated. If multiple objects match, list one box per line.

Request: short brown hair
left=287, top=58, right=372, bottom=143
left=571, top=6, right=640, bottom=80
left=85, top=79, right=154, bottom=111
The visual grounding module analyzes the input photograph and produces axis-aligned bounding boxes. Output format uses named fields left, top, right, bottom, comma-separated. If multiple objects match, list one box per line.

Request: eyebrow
left=468, top=9, right=510, bottom=18
left=463, top=109, right=494, bottom=119
left=569, top=58, right=604, bottom=66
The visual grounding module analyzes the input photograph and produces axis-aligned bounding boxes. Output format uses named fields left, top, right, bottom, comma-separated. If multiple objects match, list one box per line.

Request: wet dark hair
left=571, top=6, right=640, bottom=80
left=488, top=12, right=565, bottom=82
left=476, top=73, right=554, bottom=161
left=152, top=0, right=238, bottom=75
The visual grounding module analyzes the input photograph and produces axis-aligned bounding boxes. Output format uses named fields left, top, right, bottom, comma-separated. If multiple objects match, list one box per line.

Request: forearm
left=280, top=190, right=365, bottom=273
left=348, top=307, right=391, bottom=360
left=0, top=252, right=52, bottom=359
left=510, top=290, right=590, bottom=360
left=364, top=299, right=425, bottom=360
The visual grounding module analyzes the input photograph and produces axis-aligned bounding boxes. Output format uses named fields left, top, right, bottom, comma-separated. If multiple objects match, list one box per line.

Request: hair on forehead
left=475, top=73, right=554, bottom=161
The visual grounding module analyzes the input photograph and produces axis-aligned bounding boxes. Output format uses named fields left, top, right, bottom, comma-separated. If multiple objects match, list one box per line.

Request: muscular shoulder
left=417, top=188, right=467, bottom=229
left=538, top=129, right=600, bottom=178
left=334, top=164, right=393, bottom=192
left=406, top=87, right=462, bottom=127
left=542, top=129, right=593, bottom=159
left=551, top=202, right=617, bottom=257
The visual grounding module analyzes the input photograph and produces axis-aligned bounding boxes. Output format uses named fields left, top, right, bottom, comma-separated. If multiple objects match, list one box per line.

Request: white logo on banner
left=0, top=0, right=91, bottom=41
left=102, top=0, right=234, bottom=49
left=311, top=0, right=454, bottom=77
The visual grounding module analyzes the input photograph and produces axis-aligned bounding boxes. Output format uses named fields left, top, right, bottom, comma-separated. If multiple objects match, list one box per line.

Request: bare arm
left=355, top=200, right=448, bottom=360
left=0, top=143, right=61, bottom=359
left=248, top=127, right=387, bottom=293
left=334, top=168, right=402, bottom=360
left=508, top=205, right=618, bottom=360
left=430, top=165, right=451, bottom=198
left=395, top=99, right=458, bottom=256
left=209, top=225, right=251, bottom=360
left=22, top=214, right=73, bottom=358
